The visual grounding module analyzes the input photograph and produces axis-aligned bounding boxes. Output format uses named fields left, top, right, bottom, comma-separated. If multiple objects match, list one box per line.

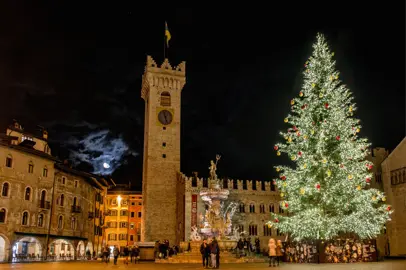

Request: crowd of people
left=100, top=245, right=141, bottom=265
left=154, top=239, right=180, bottom=259
left=268, top=238, right=284, bottom=267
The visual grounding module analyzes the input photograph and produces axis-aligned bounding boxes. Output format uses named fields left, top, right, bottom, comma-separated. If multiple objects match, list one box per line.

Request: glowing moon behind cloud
left=103, top=162, right=110, bottom=169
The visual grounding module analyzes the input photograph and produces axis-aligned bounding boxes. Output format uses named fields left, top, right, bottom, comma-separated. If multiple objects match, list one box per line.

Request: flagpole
left=164, top=21, right=166, bottom=60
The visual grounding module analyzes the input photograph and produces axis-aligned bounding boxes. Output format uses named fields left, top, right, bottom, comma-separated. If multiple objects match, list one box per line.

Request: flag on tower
left=165, top=21, right=171, bottom=47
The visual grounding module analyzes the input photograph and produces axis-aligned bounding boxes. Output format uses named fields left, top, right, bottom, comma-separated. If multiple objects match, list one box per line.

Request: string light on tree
left=267, top=33, right=393, bottom=241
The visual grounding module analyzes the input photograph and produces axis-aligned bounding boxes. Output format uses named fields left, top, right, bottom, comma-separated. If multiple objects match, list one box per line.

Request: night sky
left=0, top=3, right=404, bottom=190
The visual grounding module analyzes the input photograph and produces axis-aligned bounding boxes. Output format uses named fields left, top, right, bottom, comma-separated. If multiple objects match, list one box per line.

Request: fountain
left=156, top=156, right=266, bottom=263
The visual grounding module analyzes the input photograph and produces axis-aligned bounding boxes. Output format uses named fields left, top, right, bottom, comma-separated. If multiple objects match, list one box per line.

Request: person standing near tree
left=276, top=240, right=284, bottom=266
left=268, top=238, right=276, bottom=267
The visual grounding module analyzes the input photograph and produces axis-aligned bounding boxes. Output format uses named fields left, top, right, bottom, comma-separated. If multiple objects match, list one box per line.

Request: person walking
left=200, top=239, right=210, bottom=268
left=210, top=238, right=219, bottom=269
left=268, top=238, right=277, bottom=267
left=113, top=246, right=119, bottom=265
left=255, top=237, right=261, bottom=256
left=133, top=245, right=140, bottom=264
left=276, top=240, right=284, bottom=266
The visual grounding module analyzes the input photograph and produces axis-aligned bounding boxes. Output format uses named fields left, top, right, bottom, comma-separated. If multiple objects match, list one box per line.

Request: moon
left=103, top=162, right=110, bottom=169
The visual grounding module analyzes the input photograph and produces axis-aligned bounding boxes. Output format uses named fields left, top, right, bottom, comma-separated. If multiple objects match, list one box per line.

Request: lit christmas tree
left=267, top=33, right=393, bottom=241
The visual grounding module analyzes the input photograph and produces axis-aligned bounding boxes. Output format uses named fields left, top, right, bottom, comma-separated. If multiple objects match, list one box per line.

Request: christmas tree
left=267, top=33, right=393, bottom=241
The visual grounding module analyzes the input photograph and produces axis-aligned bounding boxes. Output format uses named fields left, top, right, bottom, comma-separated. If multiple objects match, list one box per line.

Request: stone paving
left=0, top=260, right=405, bottom=270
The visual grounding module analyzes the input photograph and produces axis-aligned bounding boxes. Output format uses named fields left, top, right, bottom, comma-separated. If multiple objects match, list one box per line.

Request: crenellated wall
left=180, top=173, right=283, bottom=250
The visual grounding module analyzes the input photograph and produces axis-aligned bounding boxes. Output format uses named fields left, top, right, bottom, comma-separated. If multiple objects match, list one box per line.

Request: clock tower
left=140, top=56, right=186, bottom=244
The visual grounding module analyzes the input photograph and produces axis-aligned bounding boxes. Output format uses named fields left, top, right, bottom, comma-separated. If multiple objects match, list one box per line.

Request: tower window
left=160, top=91, right=171, bottom=106
left=162, top=154, right=166, bottom=158
left=28, top=162, right=34, bottom=173
left=5, top=155, right=12, bottom=168
left=162, top=142, right=166, bottom=147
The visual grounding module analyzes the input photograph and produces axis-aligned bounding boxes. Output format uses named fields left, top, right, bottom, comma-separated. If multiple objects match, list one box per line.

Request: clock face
left=158, top=110, right=173, bottom=125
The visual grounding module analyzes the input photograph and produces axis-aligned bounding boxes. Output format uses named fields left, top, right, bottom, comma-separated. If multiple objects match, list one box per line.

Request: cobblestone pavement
left=0, top=261, right=405, bottom=270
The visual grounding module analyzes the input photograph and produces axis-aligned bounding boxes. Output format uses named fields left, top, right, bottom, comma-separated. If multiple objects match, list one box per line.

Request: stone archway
left=0, top=233, right=10, bottom=262
left=49, top=239, right=75, bottom=260
left=13, top=236, right=42, bottom=261
left=76, top=240, right=85, bottom=259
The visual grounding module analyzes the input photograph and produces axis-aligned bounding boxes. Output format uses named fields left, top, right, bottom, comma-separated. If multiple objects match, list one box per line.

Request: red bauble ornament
left=340, top=164, right=344, bottom=168
left=336, top=136, right=340, bottom=141
left=325, top=103, right=329, bottom=109
left=274, top=218, right=279, bottom=223
left=274, top=145, right=278, bottom=151
left=301, top=105, right=305, bottom=109
left=285, top=203, right=289, bottom=208
left=366, top=177, right=371, bottom=183
left=298, top=151, right=302, bottom=156
left=293, top=126, right=298, bottom=131
left=316, top=184, right=321, bottom=189
left=387, top=206, right=391, bottom=211
left=272, top=180, right=277, bottom=185
left=280, top=176, right=286, bottom=180
left=297, top=132, right=301, bottom=136
left=367, top=164, right=373, bottom=170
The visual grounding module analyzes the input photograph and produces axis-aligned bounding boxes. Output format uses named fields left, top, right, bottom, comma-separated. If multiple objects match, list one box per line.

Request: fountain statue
left=199, top=155, right=238, bottom=239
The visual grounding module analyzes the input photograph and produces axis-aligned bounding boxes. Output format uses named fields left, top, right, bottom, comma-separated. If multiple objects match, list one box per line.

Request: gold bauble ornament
left=284, top=136, right=288, bottom=140
left=276, top=167, right=280, bottom=172
left=335, top=75, right=338, bottom=79
left=356, top=128, right=360, bottom=133
left=277, top=151, right=281, bottom=156
left=280, top=193, right=284, bottom=197
left=267, top=224, right=272, bottom=228
left=291, top=155, right=296, bottom=161
left=300, top=188, right=305, bottom=195
left=290, top=99, right=295, bottom=105
left=356, top=185, right=361, bottom=191
left=288, top=137, right=292, bottom=143
left=284, top=118, right=289, bottom=123
left=311, top=83, right=316, bottom=88
left=327, top=170, right=332, bottom=177
left=303, top=135, right=308, bottom=140
left=382, top=196, right=386, bottom=202
left=348, top=174, right=353, bottom=180
left=299, top=91, right=304, bottom=97
left=322, top=159, right=327, bottom=164
left=332, top=52, right=335, bottom=56
left=303, top=163, right=307, bottom=169
left=319, top=93, right=324, bottom=98
left=372, top=196, right=376, bottom=201
left=311, top=130, right=315, bottom=135
left=329, top=75, right=334, bottom=81
left=349, top=106, right=353, bottom=112
left=282, top=182, right=287, bottom=187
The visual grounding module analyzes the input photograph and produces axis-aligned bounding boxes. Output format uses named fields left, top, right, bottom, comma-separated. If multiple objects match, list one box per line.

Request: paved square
left=0, top=261, right=405, bottom=270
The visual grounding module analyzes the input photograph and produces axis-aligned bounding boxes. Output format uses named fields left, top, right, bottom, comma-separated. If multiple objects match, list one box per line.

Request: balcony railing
left=39, top=201, right=51, bottom=209
left=71, top=206, right=82, bottom=213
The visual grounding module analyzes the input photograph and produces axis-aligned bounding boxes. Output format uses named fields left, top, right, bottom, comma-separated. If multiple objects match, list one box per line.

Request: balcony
left=88, top=212, right=94, bottom=219
left=38, top=201, right=51, bottom=209
left=71, top=205, right=82, bottom=213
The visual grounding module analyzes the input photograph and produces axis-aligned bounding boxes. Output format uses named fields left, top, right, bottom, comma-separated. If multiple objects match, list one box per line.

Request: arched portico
left=0, top=233, right=10, bottom=262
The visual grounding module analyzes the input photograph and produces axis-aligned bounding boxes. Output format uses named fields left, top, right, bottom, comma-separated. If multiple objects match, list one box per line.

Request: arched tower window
left=269, top=203, right=275, bottom=213
left=5, top=154, right=12, bottom=168
left=160, top=91, right=171, bottom=106
left=28, top=161, right=34, bottom=173
left=1, top=182, right=9, bottom=197
left=0, top=208, right=6, bottom=223
left=249, top=203, right=255, bottom=213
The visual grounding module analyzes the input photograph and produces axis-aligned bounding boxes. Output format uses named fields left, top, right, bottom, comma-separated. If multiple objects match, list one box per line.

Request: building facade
left=0, top=122, right=111, bottom=262
left=104, top=186, right=142, bottom=252
left=381, top=137, right=406, bottom=257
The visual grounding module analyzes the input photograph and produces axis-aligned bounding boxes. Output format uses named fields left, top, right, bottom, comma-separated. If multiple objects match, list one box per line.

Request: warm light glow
left=117, top=195, right=122, bottom=203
